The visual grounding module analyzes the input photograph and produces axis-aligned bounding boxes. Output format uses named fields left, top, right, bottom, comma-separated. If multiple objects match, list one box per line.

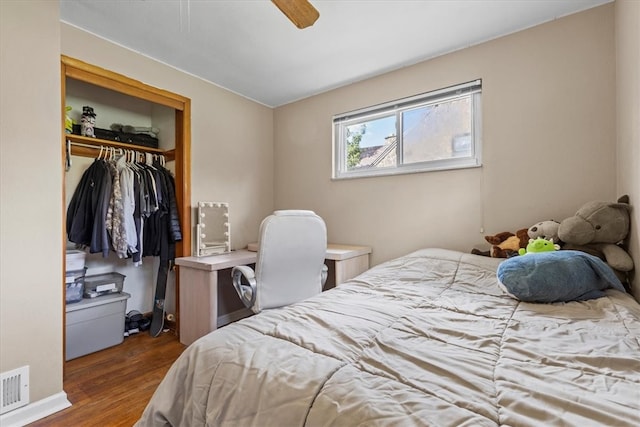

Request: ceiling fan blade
left=271, top=0, right=319, bottom=29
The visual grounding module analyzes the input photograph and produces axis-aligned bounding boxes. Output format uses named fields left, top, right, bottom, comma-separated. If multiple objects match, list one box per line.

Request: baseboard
left=0, top=391, right=71, bottom=427
left=218, top=308, right=253, bottom=327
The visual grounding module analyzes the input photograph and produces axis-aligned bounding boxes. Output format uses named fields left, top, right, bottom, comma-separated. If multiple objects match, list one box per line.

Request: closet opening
left=61, top=56, right=191, bottom=372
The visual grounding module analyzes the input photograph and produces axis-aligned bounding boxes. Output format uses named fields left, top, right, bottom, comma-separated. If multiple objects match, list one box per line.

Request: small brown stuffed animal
left=472, top=229, right=529, bottom=258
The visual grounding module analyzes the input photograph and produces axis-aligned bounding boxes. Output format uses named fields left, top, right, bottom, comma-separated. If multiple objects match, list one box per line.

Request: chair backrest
left=254, top=210, right=327, bottom=312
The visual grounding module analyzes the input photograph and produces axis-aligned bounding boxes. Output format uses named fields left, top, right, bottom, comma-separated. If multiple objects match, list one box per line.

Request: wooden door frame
left=61, top=55, right=191, bottom=366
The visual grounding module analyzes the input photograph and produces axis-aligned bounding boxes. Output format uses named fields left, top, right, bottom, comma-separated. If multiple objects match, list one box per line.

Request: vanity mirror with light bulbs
left=196, top=202, right=230, bottom=257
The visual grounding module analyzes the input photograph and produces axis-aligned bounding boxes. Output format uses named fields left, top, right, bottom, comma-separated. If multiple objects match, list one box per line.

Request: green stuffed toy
left=518, top=237, right=560, bottom=255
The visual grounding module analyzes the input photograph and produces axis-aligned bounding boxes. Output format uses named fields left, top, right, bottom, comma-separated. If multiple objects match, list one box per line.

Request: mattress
left=136, top=248, right=640, bottom=426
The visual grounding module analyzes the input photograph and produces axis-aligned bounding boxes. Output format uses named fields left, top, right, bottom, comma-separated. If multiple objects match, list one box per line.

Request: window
left=333, top=80, right=482, bottom=179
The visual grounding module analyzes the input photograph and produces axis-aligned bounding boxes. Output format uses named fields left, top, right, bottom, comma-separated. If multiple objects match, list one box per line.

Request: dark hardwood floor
left=29, top=330, right=186, bottom=427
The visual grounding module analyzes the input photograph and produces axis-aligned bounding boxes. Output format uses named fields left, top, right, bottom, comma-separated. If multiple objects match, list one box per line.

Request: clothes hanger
left=145, top=152, right=157, bottom=170
left=128, top=149, right=141, bottom=170
left=65, top=139, right=72, bottom=171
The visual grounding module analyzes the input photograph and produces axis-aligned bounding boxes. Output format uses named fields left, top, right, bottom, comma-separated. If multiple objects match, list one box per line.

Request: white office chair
left=232, top=210, right=328, bottom=313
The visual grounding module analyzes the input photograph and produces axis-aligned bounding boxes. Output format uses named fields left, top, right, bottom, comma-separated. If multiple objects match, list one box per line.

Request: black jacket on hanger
left=66, top=159, right=112, bottom=256
left=142, top=162, right=181, bottom=261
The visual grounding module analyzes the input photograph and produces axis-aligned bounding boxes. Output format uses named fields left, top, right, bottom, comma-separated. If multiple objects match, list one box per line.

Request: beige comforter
left=136, top=248, right=640, bottom=426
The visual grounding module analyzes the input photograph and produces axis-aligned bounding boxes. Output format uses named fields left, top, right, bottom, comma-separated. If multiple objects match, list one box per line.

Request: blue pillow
left=496, top=250, right=625, bottom=303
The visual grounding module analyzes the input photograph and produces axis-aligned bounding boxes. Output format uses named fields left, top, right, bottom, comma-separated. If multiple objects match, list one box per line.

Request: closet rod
left=67, top=138, right=175, bottom=161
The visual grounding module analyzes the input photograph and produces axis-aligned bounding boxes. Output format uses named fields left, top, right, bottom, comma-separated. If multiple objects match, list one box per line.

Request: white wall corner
left=0, top=392, right=71, bottom=427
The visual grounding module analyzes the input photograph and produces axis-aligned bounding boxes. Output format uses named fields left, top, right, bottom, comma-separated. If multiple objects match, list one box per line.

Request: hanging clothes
left=66, top=158, right=112, bottom=257
left=142, top=159, right=181, bottom=260
left=105, top=157, right=129, bottom=258
left=66, top=150, right=181, bottom=263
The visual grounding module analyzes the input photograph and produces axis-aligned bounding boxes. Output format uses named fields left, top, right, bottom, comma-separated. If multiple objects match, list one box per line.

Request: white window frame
left=332, top=80, right=482, bottom=180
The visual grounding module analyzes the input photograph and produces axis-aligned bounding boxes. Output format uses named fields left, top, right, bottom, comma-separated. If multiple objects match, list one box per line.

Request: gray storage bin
left=65, top=292, right=130, bottom=360
left=83, top=272, right=125, bottom=298
left=65, top=268, right=86, bottom=304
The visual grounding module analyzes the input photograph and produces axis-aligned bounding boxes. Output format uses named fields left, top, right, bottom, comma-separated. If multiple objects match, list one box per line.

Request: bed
left=136, top=248, right=640, bottom=426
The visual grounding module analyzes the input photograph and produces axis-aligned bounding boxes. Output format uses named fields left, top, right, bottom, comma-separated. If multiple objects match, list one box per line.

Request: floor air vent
left=1, top=366, right=29, bottom=415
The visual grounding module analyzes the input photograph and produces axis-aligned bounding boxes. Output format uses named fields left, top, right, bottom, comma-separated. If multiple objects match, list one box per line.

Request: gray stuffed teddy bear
left=527, top=220, right=561, bottom=243
left=558, top=195, right=633, bottom=286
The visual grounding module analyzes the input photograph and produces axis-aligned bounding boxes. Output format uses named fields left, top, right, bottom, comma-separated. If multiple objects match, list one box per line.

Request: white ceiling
left=60, top=0, right=611, bottom=107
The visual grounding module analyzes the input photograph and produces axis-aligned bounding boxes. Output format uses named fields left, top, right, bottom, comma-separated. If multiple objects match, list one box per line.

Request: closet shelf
left=67, top=134, right=175, bottom=161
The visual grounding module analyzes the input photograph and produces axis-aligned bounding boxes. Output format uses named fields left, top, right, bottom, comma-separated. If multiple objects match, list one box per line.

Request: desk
left=176, top=244, right=371, bottom=345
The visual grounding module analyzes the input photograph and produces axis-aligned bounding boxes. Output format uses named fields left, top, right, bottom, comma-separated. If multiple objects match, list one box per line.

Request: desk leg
left=179, top=267, right=218, bottom=346
left=333, top=254, right=370, bottom=285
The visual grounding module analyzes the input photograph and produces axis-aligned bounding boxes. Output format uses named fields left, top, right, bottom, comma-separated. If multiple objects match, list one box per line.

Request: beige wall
left=615, top=0, right=640, bottom=299
left=1, top=0, right=64, bottom=403
left=274, top=4, right=617, bottom=268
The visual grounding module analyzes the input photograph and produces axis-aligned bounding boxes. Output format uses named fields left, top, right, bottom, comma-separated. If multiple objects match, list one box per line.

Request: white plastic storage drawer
left=65, top=249, right=86, bottom=272
left=65, top=292, right=130, bottom=361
